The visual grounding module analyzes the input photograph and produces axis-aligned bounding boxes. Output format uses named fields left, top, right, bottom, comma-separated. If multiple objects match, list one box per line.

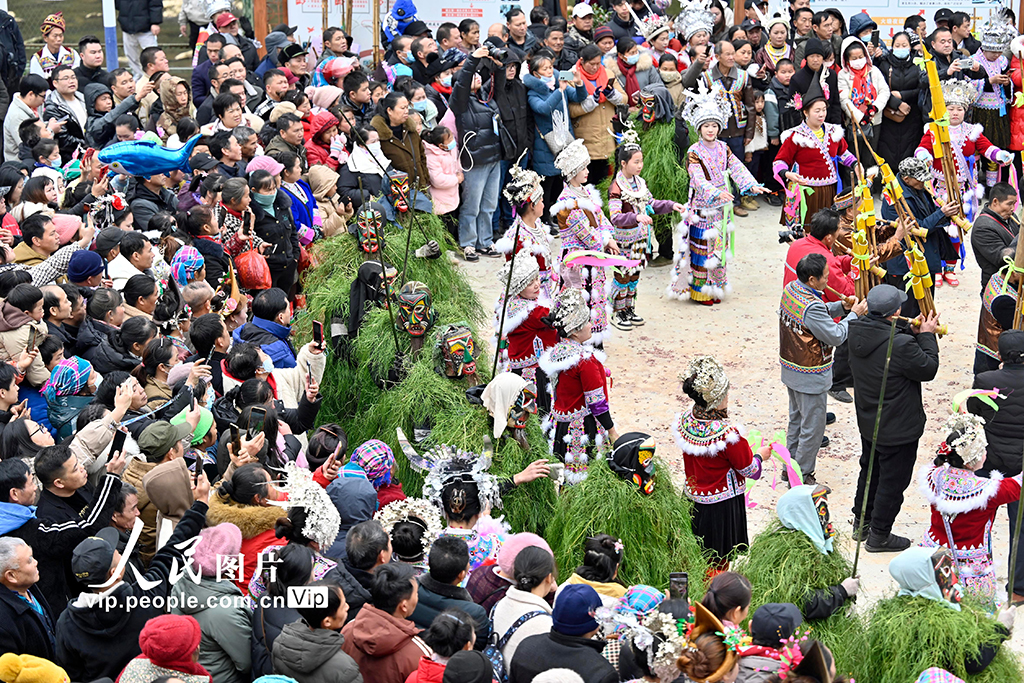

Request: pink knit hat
left=192, top=522, right=242, bottom=577
left=51, top=214, right=81, bottom=245
left=246, top=155, right=285, bottom=177
left=498, top=532, right=553, bottom=577
left=309, top=85, right=343, bottom=110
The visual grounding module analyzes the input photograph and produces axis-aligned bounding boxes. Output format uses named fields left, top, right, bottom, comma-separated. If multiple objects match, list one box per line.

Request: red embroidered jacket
left=503, top=300, right=558, bottom=370
left=672, top=408, right=762, bottom=505
left=539, top=341, right=612, bottom=428
left=921, top=466, right=1021, bottom=557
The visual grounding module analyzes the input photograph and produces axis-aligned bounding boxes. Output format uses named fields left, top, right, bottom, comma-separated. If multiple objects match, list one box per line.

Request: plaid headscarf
left=41, top=356, right=93, bottom=402
left=41, top=12, right=65, bottom=35
left=612, top=585, right=665, bottom=632
left=916, top=669, right=965, bottom=683
left=350, top=439, right=395, bottom=488
left=170, top=245, right=205, bottom=287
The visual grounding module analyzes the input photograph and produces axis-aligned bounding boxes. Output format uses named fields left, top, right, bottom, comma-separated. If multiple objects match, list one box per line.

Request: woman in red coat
left=305, top=110, right=342, bottom=170
left=1010, top=36, right=1024, bottom=154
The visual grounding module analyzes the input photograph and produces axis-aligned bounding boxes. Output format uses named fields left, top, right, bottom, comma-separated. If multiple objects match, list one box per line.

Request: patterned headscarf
left=611, top=585, right=665, bottom=633
left=350, top=439, right=396, bottom=489
left=41, top=357, right=93, bottom=402
left=41, top=12, right=65, bottom=35
left=170, top=246, right=205, bottom=287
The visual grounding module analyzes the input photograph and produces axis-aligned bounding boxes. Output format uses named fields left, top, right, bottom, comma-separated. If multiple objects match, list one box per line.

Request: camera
left=489, top=46, right=509, bottom=62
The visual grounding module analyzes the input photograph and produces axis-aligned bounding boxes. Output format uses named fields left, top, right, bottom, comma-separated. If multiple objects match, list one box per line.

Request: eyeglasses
left=27, top=423, right=44, bottom=438
left=55, top=75, right=77, bottom=82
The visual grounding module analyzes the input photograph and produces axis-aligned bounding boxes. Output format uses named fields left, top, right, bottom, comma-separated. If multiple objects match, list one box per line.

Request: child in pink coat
left=422, top=125, right=463, bottom=239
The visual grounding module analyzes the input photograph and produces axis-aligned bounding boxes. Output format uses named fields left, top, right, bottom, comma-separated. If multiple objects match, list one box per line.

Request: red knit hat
left=139, top=614, right=202, bottom=666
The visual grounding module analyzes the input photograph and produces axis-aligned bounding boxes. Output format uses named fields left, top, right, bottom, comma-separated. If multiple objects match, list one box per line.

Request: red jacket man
left=783, top=212, right=854, bottom=302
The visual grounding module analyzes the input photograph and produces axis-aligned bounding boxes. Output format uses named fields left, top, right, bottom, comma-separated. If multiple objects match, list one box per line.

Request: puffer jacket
left=607, top=53, right=673, bottom=121
left=75, top=315, right=118, bottom=363
left=173, top=578, right=253, bottom=683
left=423, top=142, right=460, bottom=215
left=84, top=83, right=142, bottom=148
left=251, top=604, right=300, bottom=678
left=305, top=110, right=339, bottom=170
left=971, top=363, right=1024, bottom=477
left=340, top=605, right=431, bottom=683
left=41, top=90, right=86, bottom=164
left=206, top=487, right=287, bottom=593
left=115, top=0, right=163, bottom=34
left=0, top=301, right=48, bottom=386
left=495, top=70, right=532, bottom=161
left=250, top=190, right=299, bottom=282
left=273, top=621, right=363, bottom=683
left=523, top=73, right=587, bottom=176
left=1010, top=49, right=1024, bottom=151
left=568, top=63, right=627, bottom=161
left=837, top=36, right=889, bottom=127
left=450, top=55, right=504, bottom=168
left=91, top=331, right=142, bottom=376
left=370, top=115, right=431, bottom=188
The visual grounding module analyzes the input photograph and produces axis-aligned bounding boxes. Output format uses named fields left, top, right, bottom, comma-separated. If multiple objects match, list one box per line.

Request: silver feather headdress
left=395, top=428, right=502, bottom=513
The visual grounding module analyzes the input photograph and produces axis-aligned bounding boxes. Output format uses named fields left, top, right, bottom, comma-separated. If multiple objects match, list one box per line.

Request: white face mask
left=849, top=57, right=867, bottom=70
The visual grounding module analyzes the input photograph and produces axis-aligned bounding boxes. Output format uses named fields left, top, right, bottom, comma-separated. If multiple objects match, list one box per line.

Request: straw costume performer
left=773, top=73, right=857, bottom=238
left=669, top=83, right=765, bottom=305
left=539, top=288, right=619, bottom=485
left=919, top=411, right=1022, bottom=607
left=608, top=122, right=684, bottom=330
left=495, top=163, right=559, bottom=300
left=673, top=355, right=767, bottom=569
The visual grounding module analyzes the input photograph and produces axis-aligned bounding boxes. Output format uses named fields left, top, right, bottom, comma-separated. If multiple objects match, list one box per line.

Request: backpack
left=483, top=608, right=546, bottom=683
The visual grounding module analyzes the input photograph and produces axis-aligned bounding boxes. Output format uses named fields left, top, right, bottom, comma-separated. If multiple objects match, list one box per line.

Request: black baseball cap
left=189, top=152, right=219, bottom=172
left=744, top=0, right=768, bottom=8
left=403, top=20, right=431, bottom=37
left=273, top=23, right=298, bottom=36
left=72, top=526, right=121, bottom=587
left=280, top=43, right=309, bottom=62
left=934, top=8, right=953, bottom=23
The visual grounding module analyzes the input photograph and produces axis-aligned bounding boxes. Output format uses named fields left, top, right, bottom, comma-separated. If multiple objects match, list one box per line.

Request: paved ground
left=460, top=195, right=1024, bottom=651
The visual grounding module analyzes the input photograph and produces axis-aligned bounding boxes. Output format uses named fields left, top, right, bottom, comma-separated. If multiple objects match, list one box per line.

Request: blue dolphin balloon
left=97, top=134, right=202, bottom=177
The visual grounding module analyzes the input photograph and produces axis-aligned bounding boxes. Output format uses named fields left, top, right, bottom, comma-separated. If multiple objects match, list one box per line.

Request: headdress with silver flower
left=684, top=354, right=730, bottom=408
left=503, top=156, right=544, bottom=208
left=753, top=0, right=789, bottom=32
left=682, top=79, right=731, bottom=131
left=635, top=10, right=672, bottom=41
left=677, top=0, right=715, bottom=41
left=547, top=287, right=591, bottom=337
left=395, top=428, right=502, bottom=514
left=615, top=117, right=642, bottom=155
left=938, top=412, right=988, bottom=468
left=942, top=79, right=979, bottom=110
left=554, top=138, right=592, bottom=179
left=981, top=8, right=1017, bottom=53
left=596, top=606, right=691, bottom=682
left=374, top=497, right=444, bottom=560
left=271, top=462, right=341, bottom=549
left=498, top=255, right=541, bottom=298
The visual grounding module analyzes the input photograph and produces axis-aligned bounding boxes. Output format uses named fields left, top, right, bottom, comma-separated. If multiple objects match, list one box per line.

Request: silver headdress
left=503, top=154, right=544, bottom=207
left=942, top=79, right=979, bottom=109
left=374, top=497, right=444, bottom=558
left=754, top=0, right=790, bottom=32
left=498, top=255, right=541, bottom=298
left=395, top=428, right=502, bottom=513
left=939, top=412, right=988, bottom=468
left=548, top=287, right=591, bottom=336
left=682, top=79, right=731, bottom=131
left=615, top=117, right=642, bottom=154
left=684, top=354, right=729, bottom=408
left=272, top=463, right=341, bottom=550
left=554, top=138, right=592, bottom=179
left=595, top=606, right=690, bottom=682
left=981, top=9, right=1016, bottom=53
left=637, top=12, right=672, bottom=41
left=677, top=0, right=715, bottom=41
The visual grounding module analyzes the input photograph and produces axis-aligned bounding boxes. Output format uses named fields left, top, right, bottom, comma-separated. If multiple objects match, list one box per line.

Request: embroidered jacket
left=977, top=270, right=1016, bottom=361
left=919, top=465, right=1021, bottom=563
left=495, top=217, right=558, bottom=297
left=497, top=295, right=558, bottom=371
left=916, top=123, right=1003, bottom=188
left=686, top=141, right=760, bottom=211
left=772, top=123, right=855, bottom=188
left=972, top=51, right=1010, bottom=112
left=672, top=408, right=761, bottom=505
left=779, top=280, right=837, bottom=375
left=551, top=185, right=612, bottom=252
left=608, top=172, right=676, bottom=245
left=539, top=340, right=612, bottom=429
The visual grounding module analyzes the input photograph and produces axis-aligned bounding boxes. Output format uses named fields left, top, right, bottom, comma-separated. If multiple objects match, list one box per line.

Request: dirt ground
left=460, top=197, right=1024, bottom=651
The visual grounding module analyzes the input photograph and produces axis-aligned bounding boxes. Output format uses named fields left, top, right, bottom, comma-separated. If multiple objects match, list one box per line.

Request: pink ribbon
left=744, top=430, right=805, bottom=509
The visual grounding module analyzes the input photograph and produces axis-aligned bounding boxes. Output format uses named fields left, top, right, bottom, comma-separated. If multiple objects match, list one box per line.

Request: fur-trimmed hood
left=606, top=52, right=655, bottom=80
left=918, top=465, right=1005, bottom=516
left=206, top=487, right=284, bottom=539
left=539, top=339, right=606, bottom=377
left=839, top=35, right=873, bottom=70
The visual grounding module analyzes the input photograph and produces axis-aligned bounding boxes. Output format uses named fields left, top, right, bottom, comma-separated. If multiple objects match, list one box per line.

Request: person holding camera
left=450, top=45, right=511, bottom=262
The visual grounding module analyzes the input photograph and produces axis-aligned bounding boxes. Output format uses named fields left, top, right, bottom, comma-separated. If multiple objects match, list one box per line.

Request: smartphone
left=870, top=29, right=879, bottom=47
left=668, top=572, right=689, bottom=602
left=26, top=327, right=38, bottom=353
left=306, top=361, right=313, bottom=387
left=109, top=429, right=128, bottom=462
left=312, top=320, right=324, bottom=349
left=558, top=70, right=574, bottom=81
left=193, top=451, right=203, bottom=485
left=103, top=258, right=109, bottom=278
left=247, top=406, right=267, bottom=440
left=229, top=424, right=241, bottom=457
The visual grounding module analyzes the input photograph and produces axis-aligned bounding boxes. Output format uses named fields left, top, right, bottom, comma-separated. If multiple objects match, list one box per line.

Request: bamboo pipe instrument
left=831, top=242, right=888, bottom=279
left=896, top=316, right=949, bottom=337
left=1013, top=229, right=1024, bottom=330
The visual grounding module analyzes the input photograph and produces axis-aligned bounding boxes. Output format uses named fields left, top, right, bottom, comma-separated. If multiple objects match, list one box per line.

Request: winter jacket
left=409, top=574, right=491, bottom=647
left=337, top=164, right=385, bottom=211
left=608, top=14, right=639, bottom=42
left=803, top=584, right=851, bottom=620
left=91, top=331, right=143, bottom=376
left=450, top=55, right=506, bottom=168
left=41, top=91, right=87, bottom=164
left=972, top=363, right=1024, bottom=476
left=971, top=208, right=1020, bottom=290
left=115, top=0, right=163, bottom=34
left=765, top=75, right=798, bottom=138
left=0, top=10, right=26, bottom=98
left=265, top=134, right=309, bottom=173
left=370, top=116, right=431, bottom=189
left=282, top=179, right=321, bottom=244
left=1011, top=54, right=1024, bottom=151
left=323, top=475, right=379, bottom=562
left=306, top=111, right=340, bottom=170
left=423, top=142, right=460, bottom=215
left=837, top=37, right=889, bottom=127
left=491, top=586, right=553, bottom=665
left=4, top=96, right=38, bottom=163
left=737, top=652, right=782, bottom=683
left=106, top=253, right=147, bottom=291
left=192, top=60, right=215, bottom=108
left=508, top=31, right=539, bottom=56
left=75, top=315, right=118, bottom=362
left=509, top=630, right=618, bottom=683
left=340, top=604, right=431, bottom=683
left=568, top=65, right=627, bottom=161
left=880, top=178, right=950, bottom=277
left=84, top=83, right=141, bottom=149
left=249, top=189, right=300, bottom=283
left=273, top=621, right=364, bottom=683
left=0, top=301, right=49, bottom=386
left=609, top=52, right=671, bottom=115
left=0, top=581, right=57, bottom=660
left=251, top=604, right=301, bottom=678
left=206, top=487, right=286, bottom=593
left=233, top=316, right=298, bottom=369
left=335, top=558, right=373, bottom=624
left=875, top=50, right=924, bottom=168
left=404, top=657, right=445, bottom=683
left=193, top=234, right=231, bottom=290
left=848, top=315, right=939, bottom=446
left=465, top=564, right=514, bottom=614
left=495, top=73, right=532, bottom=161
left=122, top=458, right=159, bottom=560
left=523, top=73, right=587, bottom=176
left=55, top=501, right=208, bottom=683
left=172, top=578, right=253, bottom=683
left=129, top=182, right=180, bottom=232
